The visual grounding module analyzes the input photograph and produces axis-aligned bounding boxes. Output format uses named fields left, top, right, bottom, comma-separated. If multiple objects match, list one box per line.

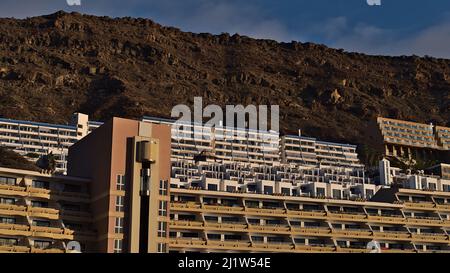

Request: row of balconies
left=0, top=184, right=89, bottom=202
left=0, top=223, right=74, bottom=240
left=170, top=202, right=450, bottom=227
left=169, top=220, right=450, bottom=244
left=168, top=238, right=426, bottom=253
left=0, top=203, right=59, bottom=219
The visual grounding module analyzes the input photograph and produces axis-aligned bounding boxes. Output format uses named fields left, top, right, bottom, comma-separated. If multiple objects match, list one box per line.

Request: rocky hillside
left=0, top=11, right=449, bottom=155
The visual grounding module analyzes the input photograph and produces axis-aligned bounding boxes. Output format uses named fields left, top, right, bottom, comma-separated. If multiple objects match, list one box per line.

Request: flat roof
left=0, top=117, right=76, bottom=131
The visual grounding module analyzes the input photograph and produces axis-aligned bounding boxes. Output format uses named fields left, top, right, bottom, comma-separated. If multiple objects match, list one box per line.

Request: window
left=281, top=187, right=291, bottom=196
left=316, top=187, right=326, bottom=197
left=33, top=220, right=50, bottom=227
left=0, top=217, right=16, bottom=224
left=0, top=238, right=17, bottom=246
left=0, top=176, right=16, bottom=186
left=0, top=198, right=15, bottom=205
left=157, top=243, right=167, bottom=253
left=443, top=185, right=450, bottom=192
left=159, top=180, right=168, bottom=195
left=158, top=222, right=167, bottom=238
left=365, top=189, right=374, bottom=198
left=31, top=201, right=48, bottom=208
left=226, top=186, right=236, bottom=193
left=115, top=217, right=124, bottom=234
left=263, top=186, right=273, bottom=195
left=208, top=234, right=221, bottom=240
left=116, top=175, right=125, bottom=191
left=207, top=184, right=218, bottom=191
left=158, top=201, right=167, bottom=216
left=113, top=239, right=123, bottom=253
left=116, top=196, right=124, bottom=212
left=34, top=240, right=51, bottom=249
left=32, top=180, right=49, bottom=189
left=332, top=189, right=342, bottom=199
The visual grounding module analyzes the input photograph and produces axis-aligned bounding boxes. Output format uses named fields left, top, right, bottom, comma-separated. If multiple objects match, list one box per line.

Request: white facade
left=0, top=113, right=101, bottom=172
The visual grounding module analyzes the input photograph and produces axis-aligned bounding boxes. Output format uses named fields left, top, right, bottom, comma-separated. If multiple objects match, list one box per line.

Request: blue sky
left=1, top=0, right=450, bottom=58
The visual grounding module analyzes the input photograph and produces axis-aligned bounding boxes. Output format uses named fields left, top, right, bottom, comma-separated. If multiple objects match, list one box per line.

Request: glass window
left=115, top=217, right=123, bottom=234
left=157, top=243, right=166, bottom=253
left=158, top=201, right=167, bottom=216
left=263, top=186, right=273, bottom=195
left=32, top=180, right=49, bottom=189
left=207, top=184, right=218, bottom=191
left=113, top=239, right=123, bottom=253
left=116, top=175, right=125, bottom=191
left=159, top=180, right=168, bottom=195
left=316, top=187, right=326, bottom=197
left=0, top=176, right=16, bottom=185
left=34, top=240, right=51, bottom=249
left=116, top=196, right=124, bottom=212
left=158, top=222, right=167, bottom=238
left=31, top=201, right=48, bottom=208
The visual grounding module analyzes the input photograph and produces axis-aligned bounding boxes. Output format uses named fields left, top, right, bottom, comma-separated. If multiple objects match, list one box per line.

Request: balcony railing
left=26, top=186, right=50, bottom=199
left=0, top=184, right=27, bottom=196
left=0, top=245, right=30, bottom=253
left=0, top=223, right=31, bottom=236
left=30, top=226, right=74, bottom=240
left=0, top=203, right=27, bottom=216
left=27, top=206, right=59, bottom=220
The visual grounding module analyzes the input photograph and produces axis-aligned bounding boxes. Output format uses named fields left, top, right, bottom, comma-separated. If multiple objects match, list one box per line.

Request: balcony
left=30, top=226, right=74, bottom=240
left=170, top=202, right=202, bottom=211
left=404, top=202, right=437, bottom=211
left=0, top=203, right=27, bottom=216
left=169, top=238, right=208, bottom=248
left=205, top=222, right=248, bottom=231
left=248, top=224, right=291, bottom=233
left=27, top=206, right=59, bottom=220
left=252, top=242, right=294, bottom=251
left=332, top=229, right=372, bottom=239
left=336, top=247, right=369, bottom=253
left=405, top=217, right=446, bottom=227
left=367, top=214, right=406, bottom=225
left=435, top=204, right=450, bottom=212
left=411, top=233, right=449, bottom=243
left=244, top=207, right=286, bottom=216
left=0, top=184, right=27, bottom=197
left=291, top=227, right=332, bottom=237
left=0, top=245, right=30, bottom=253
left=0, top=223, right=31, bottom=236
left=294, top=244, right=336, bottom=253
left=208, top=240, right=252, bottom=249
left=203, top=204, right=245, bottom=214
left=327, top=211, right=367, bottom=222
left=30, top=247, right=65, bottom=253
left=287, top=210, right=327, bottom=219
left=372, top=231, right=412, bottom=242
left=26, top=186, right=50, bottom=199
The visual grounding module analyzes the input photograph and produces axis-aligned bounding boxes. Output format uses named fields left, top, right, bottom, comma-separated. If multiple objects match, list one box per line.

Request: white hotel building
left=0, top=113, right=102, bottom=172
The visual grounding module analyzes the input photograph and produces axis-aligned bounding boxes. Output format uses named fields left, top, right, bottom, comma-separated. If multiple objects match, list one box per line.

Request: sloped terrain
left=0, top=11, right=449, bottom=161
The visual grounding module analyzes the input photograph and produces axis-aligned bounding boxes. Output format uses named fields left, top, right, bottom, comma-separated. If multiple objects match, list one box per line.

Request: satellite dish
left=66, top=241, right=82, bottom=253
left=367, top=240, right=381, bottom=253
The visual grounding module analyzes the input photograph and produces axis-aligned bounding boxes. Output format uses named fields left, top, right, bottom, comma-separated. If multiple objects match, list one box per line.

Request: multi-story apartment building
left=0, top=167, right=95, bottom=253
left=0, top=113, right=102, bottom=172
left=281, top=135, right=363, bottom=169
left=2, top=116, right=450, bottom=253
left=376, top=117, right=450, bottom=162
